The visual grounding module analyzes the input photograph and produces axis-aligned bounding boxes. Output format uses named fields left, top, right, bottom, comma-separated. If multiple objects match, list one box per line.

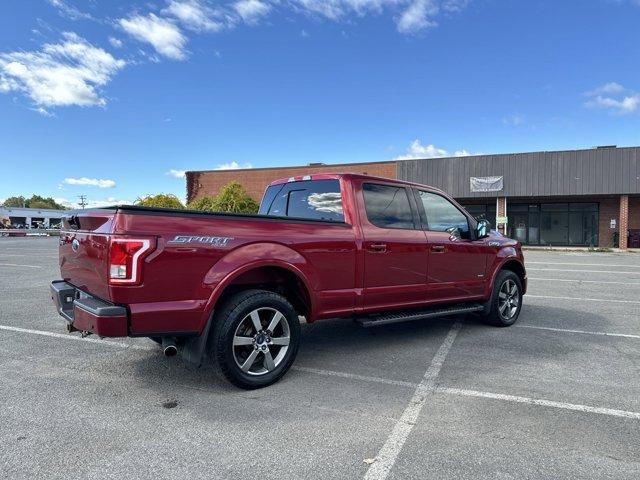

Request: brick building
left=186, top=146, right=640, bottom=249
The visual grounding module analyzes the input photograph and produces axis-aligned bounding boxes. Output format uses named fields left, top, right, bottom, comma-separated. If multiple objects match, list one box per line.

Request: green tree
left=2, top=195, right=67, bottom=209
left=2, top=196, right=27, bottom=208
left=189, top=182, right=258, bottom=214
left=187, top=196, right=218, bottom=212
left=135, top=194, right=185, bottom=209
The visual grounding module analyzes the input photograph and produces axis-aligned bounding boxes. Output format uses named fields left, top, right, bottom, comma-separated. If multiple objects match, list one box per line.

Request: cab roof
left=268, top=172, right=446, bottom=195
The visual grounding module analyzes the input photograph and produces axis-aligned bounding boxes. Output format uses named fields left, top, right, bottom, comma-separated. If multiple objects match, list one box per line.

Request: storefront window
left=510, top=203, right=597, bottom=246
left=463, top=204, right=497, bottom=228
left=462, top=202, right=598, bottom=246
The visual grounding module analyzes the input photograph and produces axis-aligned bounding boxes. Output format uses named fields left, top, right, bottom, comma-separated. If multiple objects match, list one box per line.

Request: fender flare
left=482, top=253, right=526, bottom=314
left=181, top=243, right=316, bottom=368
left=201, top=242, right=317, bottom=329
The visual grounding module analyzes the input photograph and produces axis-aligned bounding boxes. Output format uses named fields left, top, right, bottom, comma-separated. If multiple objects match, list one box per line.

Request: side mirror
left=476, top=219, right=491, bottom=239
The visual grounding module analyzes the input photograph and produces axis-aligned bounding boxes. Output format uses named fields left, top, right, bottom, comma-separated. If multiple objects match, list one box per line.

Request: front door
left=358, top=182, right=429, bottom=312
left=414, top=190, right=488, bottom=302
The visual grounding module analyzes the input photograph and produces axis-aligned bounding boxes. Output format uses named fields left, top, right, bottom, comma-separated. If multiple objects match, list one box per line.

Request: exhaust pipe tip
left=161, top=338, right=178, bottom=357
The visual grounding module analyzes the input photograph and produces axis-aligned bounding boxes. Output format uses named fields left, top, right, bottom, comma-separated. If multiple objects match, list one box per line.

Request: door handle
left=368, top=243, right=387, bottom=252
left=431, top=245, right=446, bottom=253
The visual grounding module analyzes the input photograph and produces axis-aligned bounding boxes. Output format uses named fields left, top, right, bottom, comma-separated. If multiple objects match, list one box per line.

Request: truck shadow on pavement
left=128, top=301, right=615, bottom=396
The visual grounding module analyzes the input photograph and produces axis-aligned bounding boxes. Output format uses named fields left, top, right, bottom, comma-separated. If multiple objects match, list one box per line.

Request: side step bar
left=355, top=303, right=484, bottom=328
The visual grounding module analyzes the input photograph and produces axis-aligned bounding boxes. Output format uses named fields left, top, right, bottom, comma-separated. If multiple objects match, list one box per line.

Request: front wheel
left=210, top=289, right=301, bottom=389
left=482, top=270, right=523, bottom=327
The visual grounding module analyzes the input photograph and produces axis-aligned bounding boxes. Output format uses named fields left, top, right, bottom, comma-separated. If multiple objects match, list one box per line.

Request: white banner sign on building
left=470, top=176, right=504, bottom=192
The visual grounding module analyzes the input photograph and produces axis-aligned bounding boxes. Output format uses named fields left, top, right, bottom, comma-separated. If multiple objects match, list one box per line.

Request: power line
left=78, top=195, right=87, bottom=209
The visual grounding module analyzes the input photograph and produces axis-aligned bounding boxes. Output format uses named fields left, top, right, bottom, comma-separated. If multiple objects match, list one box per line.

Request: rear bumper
left=50, top=280, right=128, bottom=337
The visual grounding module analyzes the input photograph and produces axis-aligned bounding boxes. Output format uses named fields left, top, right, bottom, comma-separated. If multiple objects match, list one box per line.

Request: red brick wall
left=496, top=197, right=506, bottom=234
left=598, top=197, right=619, bottom=248
left=186, top=161, right=397, bottom=202
left=619, top=195, right=629, bottom=249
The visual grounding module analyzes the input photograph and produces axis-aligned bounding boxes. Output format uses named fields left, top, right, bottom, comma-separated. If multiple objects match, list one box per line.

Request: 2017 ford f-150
left=51, top=174, right=526, bottom=389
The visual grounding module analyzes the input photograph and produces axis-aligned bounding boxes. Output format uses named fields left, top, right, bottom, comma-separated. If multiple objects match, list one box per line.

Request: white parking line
left=527, top=262, right=640, bottom=268
left=528, top=277, right=640, bottom=286
left=439, top=387, right=640, bottom=420
left=4, top=323, right=640, bottom=428
left=516, top=324, right=640, bottom=339
left=364, top=322, right=462, bottom=480
left=0, top=254, right=58, bottom=258
left=526, top=294, right=640, bottom=305
left=0, top=325, right=155, bottom=351
left=293, top=366, right=416, bottom=388
left=527, top=268, right=640, bottom=275
left=0, top=263, right=42, bottom=268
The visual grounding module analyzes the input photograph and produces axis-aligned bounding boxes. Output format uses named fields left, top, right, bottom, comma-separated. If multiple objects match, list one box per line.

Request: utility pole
left=78, top=195, right=87, bottom=209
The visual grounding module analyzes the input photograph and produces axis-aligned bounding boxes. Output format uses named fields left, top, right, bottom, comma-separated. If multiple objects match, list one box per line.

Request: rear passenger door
left=414, top=189, right=487, bottom=301
left=358, top=182, right=429, bottom=311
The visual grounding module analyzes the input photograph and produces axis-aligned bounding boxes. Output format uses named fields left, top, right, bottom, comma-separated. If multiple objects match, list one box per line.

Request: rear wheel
left=210, top=289, right=301, bottom=389
left=482, top=270, right=523, bottom=327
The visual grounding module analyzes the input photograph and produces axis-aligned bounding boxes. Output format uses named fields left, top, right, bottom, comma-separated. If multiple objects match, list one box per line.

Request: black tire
left=482, top=270, right=523, bottom=327
left=210, top=289, right=301, bottom=389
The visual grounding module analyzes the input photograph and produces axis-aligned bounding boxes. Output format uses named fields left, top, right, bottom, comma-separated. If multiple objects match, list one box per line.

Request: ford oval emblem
left=71, top=239, right=80, bottom=252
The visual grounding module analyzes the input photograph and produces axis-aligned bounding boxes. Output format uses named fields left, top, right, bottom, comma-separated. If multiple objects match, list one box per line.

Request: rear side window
left=362, top=183, right=414, bottom=229
left=259, top=180, right=344, bottom=222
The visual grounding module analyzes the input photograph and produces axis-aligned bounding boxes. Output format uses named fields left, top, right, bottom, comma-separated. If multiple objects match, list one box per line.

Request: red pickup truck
left=51, top=173, right=526, bottom=389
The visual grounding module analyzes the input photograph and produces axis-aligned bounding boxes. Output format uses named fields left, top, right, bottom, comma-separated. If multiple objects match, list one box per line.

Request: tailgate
left=59, top=209, right=116, bottom=301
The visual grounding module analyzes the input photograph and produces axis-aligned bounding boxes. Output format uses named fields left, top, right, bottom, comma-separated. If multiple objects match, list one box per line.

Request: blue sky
left=1, top=0, right=639, bottom=207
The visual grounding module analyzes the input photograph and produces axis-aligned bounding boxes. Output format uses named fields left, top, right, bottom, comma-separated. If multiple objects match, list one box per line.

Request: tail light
left=108, top=237, right=153, bottom=285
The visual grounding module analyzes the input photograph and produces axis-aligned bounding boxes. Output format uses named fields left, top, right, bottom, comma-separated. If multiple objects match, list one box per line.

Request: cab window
left=417, top=190, right=471, bottom=239
left=363, top=183, right=415, bottom=229
left=259, top=180, right=344, bottom=222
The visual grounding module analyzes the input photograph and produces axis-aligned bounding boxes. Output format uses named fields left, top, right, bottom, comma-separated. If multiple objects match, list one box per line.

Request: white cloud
left=234, top=0, right=271, bottom=23
left=47, top=0, right=94, bottom=21
left=502, top=114, right=525, bottom=126
left=286, top=1, right=463, bottom=33
left=85, top=198, right=132, bottom=208
left=584, top=83, right=639, bottom=114
left=586, top=82, right=625, bottom=96
left=164, top=0, right=225, bottom=32
left=31, top=106, right=55, bottom=117
left=453, top=149, right=471, bottom=156
left=119, top=13, right=188, bottom=60
left=395, top=139, right=474, bottom=159
left=166, top=169, right=186, bottom=178
left=397, top=0, right=439, bottom=34
left=442, top=0, right=469, bottom=11
left=215, top=161, right=253, bottom=170
left=55, top=196, right=132, bottom=209
left=112, top=0, right=468, bottom=54
left=0, top=32, right=125, bottom=109
left=108, top=37, right=123, bottom=48
left=63, top=177, right=116, bottom=188
left=586, top=94, right=640, bottom=114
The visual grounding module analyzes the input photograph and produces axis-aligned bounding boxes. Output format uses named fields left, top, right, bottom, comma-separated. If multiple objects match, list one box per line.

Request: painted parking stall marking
left=526, top=261, right=640, bottom=268
left=438, top=388, right=640, bottom=420
left=516, top=324, right=640, bottom=340
left=0, top=263, right=42, bottom=268
left=528, top=277, right=640, bottom=286
left=0, top=324, right=155, bottom=351
left=363, top=322, right=462, bottom=480
left=526, top=294, right=640, bottom=305
left=527, top=268, right=640, bottom=275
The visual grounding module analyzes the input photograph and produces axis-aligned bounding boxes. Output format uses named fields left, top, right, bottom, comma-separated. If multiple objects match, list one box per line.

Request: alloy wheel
left=232, top=307, right=291, bottom=376
left=498, top=279, right=519, bottom=320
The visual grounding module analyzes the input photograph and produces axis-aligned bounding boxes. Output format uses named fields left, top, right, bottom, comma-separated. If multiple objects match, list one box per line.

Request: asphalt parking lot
left=1, top=236, right=639, bottom=479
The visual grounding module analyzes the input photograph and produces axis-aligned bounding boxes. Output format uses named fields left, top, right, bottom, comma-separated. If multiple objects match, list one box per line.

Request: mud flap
left=180, top=311, right=214, bottom=368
